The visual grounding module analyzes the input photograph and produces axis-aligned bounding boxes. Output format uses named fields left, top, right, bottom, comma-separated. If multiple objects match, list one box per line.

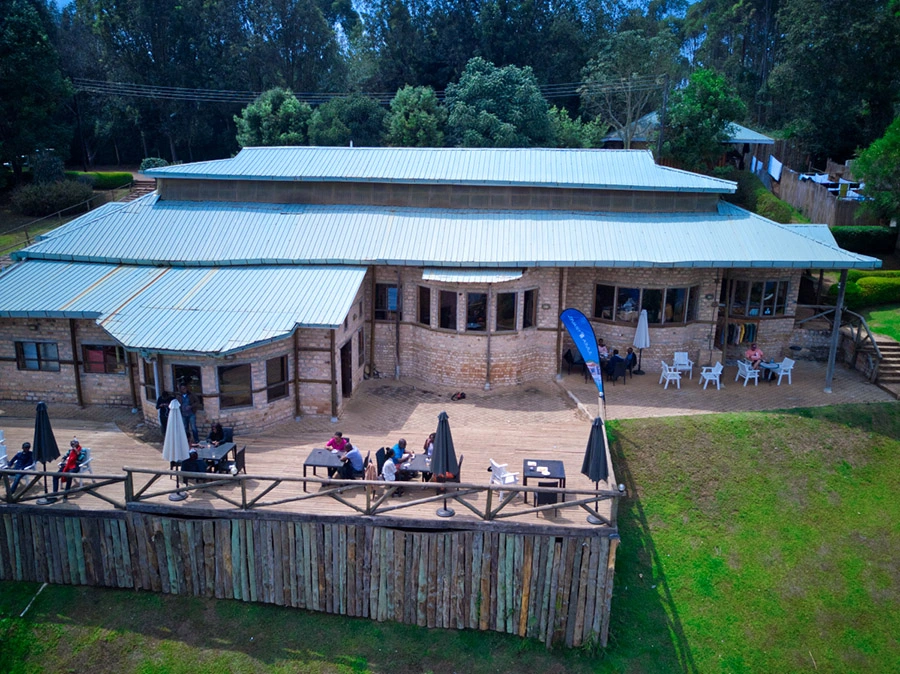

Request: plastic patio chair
left=673, top=352, right=694, bottom=379
left=699, top=362, right=723, bottom=390
left=658, top=361, right=682, bottom=389
left=776, top=357, right=795, bottom=385
left=735, top=360, right=760, bottom=386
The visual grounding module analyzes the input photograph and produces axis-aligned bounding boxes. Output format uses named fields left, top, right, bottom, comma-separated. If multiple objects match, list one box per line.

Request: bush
left=140, top=157, right=169, bottom=171
left=830, top=226, right=898, bottom=253
left=846, top=269, right=900, bottom=283
left=65, top=171, right=133, bottom=190
left=10, top=180, right=94, bottom=217
left=827, top=276, right=900, bottom=310
left=756, top=190, right=794, bottom=223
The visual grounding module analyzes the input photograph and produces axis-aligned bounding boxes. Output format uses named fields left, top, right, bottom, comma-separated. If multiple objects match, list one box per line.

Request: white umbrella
left=162, top=399, right=191, bottom=499
left=632, top=309, right=650, bottom=375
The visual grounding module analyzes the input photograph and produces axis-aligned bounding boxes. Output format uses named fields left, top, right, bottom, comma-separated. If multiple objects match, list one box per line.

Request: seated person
left=206, top=421, right=225, bottom=446
left=381, top=448, right=404, bottom=496
left=52, top=439, right=84, bottom=500
left=7, top=441, right=34, bottom=495
left=597, top=339, right=609, bottom=360
left=326, top=431, right=348, bottom=453
left=180, top=448, right=209, bottom=476
left=423, top=433, right=435, bottom=458
left=391, top=439, right=411, bottom=464
left=605, top=349, right=625, bottom=376
left=625, top=347, right=638, bottom=372
left=339, top=443, right=365, bottom=479
left=745, top=342, right=764, bottom=369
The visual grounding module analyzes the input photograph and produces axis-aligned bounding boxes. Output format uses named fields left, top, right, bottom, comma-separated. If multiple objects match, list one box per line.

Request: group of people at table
left=596, top=340, right=638, bottom=378
left=326, top=432, right=435, bottom=496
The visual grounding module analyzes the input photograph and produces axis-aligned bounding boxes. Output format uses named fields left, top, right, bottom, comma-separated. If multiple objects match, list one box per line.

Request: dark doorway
left=340, top=341, right=353, bottom=398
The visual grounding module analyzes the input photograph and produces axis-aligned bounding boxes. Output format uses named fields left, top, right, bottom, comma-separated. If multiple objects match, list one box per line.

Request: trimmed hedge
left=10, top=180, right=94, bottom=217
left=64, top=171, right=133, bottom=190
left=828, top=277, right=900, bottom=310
left=756, top=191, right=794, bottom=224
left=830, top=226, right=898, bottom=253
left=140, top=157, right=169, bottom=171
left=846, top=269, right=900, bottom=283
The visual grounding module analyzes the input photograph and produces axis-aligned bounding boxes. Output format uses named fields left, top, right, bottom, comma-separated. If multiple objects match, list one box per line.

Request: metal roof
left=143, top=146, right=736, bottom=193
left=13, top=194, right=879, bottom=270
left=422, top=269, right=523, bottom=283
left=0, top=262, right=366, bottom=354
left=604, top=112, right=774, bottom=145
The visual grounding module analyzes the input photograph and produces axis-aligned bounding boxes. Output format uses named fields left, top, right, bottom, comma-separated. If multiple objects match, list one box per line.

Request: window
left=266, top=356, right=288, bottom=402
left=594, top=285, right=615, bottom=320
left=616, top=287, right=640, bottom=322
left=172, top=365, right=203, bottom=409
left=439, top=291, right=457, bottom=330
left=467, top=292, right=487, bottom=331
left=83, top=345, right=126, bottom=374
left=143, top=361, right=157, bottom=402
left=729, top=279, right=789, bottom=317
left=219, top=363, right=252, bottom=408
left=665, top=288, right=686, bottom=323
left=15, top=342, right=60, bottom=372
left=418, top=286, right=431, bottom=325
left=642, top=288, right=663, bottom=324
left=595, top=283, right=702, bottom=325
left=496, top=292, right=517, bottom=331
left=375, top=283, right=400, bottom=320
left=523, top=289, right=537, bottom=329
left=357, top=328, right=365, bottom=366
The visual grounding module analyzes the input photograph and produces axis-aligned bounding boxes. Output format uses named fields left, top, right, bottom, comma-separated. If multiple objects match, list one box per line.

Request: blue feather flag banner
left=560, top=308, right=604, bottom=399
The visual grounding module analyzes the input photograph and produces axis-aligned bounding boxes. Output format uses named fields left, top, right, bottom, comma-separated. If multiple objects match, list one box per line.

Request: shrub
left=140, top=157, right=169, bottom=171
left=846, top=269, right=900, bottom=283
left=830, top=226, right=898, bottom=253
left=756, top=190, right=794, bottom=223
left=827, top=276, right=900, bottom=310
left=66, top=171, right=133, bottom=190
left=10, top=180, right=94, bottom=217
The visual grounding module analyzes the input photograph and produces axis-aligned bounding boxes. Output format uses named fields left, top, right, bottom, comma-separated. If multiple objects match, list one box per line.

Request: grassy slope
left=2, top=403, right=898, bottom=673
left=863, top=304, right=900, bottom=342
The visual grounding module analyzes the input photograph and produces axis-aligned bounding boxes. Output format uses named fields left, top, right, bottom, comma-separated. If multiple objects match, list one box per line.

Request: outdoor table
left=759, top=361, right=780, bottom=382
left=303, top=448, right=344, bottom=491
left=403, top=454, right=432, bottom=481
left=522, top=459, right=566, bottom=504
left=195, top=442, right=235, bottom=469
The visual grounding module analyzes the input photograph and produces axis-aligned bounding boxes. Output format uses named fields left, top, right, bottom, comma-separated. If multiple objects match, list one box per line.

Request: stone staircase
left=122, top=178, right=156, bottom=201
left=874, top=339, right=900, bottom=397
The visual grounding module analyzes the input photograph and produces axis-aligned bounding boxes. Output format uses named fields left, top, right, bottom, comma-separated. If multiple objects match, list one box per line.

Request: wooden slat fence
left=0, top=507, right=619, bottom=648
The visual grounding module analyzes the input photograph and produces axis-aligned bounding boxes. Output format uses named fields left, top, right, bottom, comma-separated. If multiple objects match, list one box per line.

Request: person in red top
left=52, top=438, right=84, bottom=500
left=745, top=343, right=764, bottom=369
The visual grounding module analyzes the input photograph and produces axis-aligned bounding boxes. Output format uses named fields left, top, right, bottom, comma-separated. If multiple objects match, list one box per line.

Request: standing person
left=745, top=342, right=764, bottom=369
left=52, top=439, right=84, bottom=501
left=178, top=383, right=200, bottom=443
left=156, top=390, right=174, bottom=436
left=7, top=442, right=34, bottom=495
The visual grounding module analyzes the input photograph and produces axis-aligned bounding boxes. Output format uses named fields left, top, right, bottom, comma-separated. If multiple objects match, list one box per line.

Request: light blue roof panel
left=422, top=269, right=523, bottom=283
left=144, top=146, right=735, bottom=193
left=604, top=112, right=774, bottom=145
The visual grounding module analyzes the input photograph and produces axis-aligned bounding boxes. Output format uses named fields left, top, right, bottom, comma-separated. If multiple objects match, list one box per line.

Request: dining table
left=402, top=454, right=433, bottom=481
left=194, top=441, right=236, bottom=470
left=522, top=459, right=567, bottom=504
left=759, top=361, right=780, bottom=383
left=303, top=448, right=344, bottom=491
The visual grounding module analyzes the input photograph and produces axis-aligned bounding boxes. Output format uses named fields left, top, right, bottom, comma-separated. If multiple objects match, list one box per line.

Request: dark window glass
left=732, top=280, right=749, bottom=315
left=523, top=289, right=537, bottom=329
left=467, top=292, right=487, bottom=331
left=748, top=282, right=763, bottom=317
left=595, top=284, right=615, bottom=320
left=642, top=289, right=663, bottom=324
left=418, top=286, right=431, bottom=325
left=616, top=287, right=640, bottom=322
left=83, top=345, right=126, bottom=374
left=496, top=292, right=517, bottom=331
left=439, top=291, right=457, bottom=330
left=357, top=328, right=365, bottom=366
left=374, top=283, right=400, bottom=321
left=266, top=356, right=288, bottom=402
left=686, top=286, right=700, bottom=322
left=219, top=363, right=252, bottom=408
left=143, top=361, right=156, bottom=402
left=172, top=365, right=203, bottom=409
left=15, top=342, right=60, bottom=372
left=665, top=288, right=687, bottom=323
left=774, top=281, right=788, bottom=315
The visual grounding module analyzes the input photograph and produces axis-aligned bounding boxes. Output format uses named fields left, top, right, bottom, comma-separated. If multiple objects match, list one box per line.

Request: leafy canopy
left=307, top=94, right=386, bottom=147
left=445, top=57, right=553, bottom=148
left=384, top=86, right=446, bottom=147
left=235, top=89, right=312, bottom=148
left=854, top=116, right=900, bottom=221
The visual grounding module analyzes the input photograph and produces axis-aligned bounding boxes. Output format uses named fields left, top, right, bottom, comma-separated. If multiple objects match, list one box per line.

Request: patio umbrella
left=162, top=399, right=191, bottom=500
left=431, top=411, right=459, bottom=517
left=581, top=416, right=609, bottom=525
left=33, top=401, right=60, bottom=502
left=632, top=309, right=650, bottom=375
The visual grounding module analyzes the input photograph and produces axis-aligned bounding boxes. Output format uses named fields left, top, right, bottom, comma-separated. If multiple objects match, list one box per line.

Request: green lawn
left=863, top=304, right=900, bottom=342
left=2, top=403, right=898, bottom=673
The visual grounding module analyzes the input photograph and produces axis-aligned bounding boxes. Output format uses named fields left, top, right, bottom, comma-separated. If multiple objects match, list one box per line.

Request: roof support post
left=824, top=269, right=848, bottom=393
left=395, top=268, right=401, bottom=380
left=368, top=268, right=375, bottom=374
left=69, top=319, right=83, bottom=408
left=330, top=330, right=338, bottom=422
left=556, top=268, right=566, bottom=380
left=293, top=331, right=301, bottom=419
left=484, top=284, right=492, bottom=391
left=127, top=351, right=138, bottom=410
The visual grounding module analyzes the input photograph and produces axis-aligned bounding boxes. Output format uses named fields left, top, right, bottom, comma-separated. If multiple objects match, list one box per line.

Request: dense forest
left=2, top=0, right=899, bottom=172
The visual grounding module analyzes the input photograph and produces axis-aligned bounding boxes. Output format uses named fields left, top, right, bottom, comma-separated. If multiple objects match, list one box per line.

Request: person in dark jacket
left=156, top=390, right=174, bottom=436
left=7, top=442, right=34, bottom=494
left=178, top=384, right=201, bottom=443
left=206, top=421, right=225, bottom=446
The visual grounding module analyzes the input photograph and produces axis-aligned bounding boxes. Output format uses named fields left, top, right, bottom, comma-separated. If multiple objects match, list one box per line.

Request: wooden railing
left=1, top=468, right=128, bottom=509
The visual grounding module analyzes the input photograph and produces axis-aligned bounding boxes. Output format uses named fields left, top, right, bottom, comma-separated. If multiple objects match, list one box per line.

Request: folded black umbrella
left=431, top=411, right=459, bottom=479
left=581, top=416, right=609, bottom=486
left=33, top=401, right=60, bottom=495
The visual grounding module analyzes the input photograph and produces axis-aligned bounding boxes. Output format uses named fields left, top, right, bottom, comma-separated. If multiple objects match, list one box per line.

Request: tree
left=854, top=116, right=900, bottom=222
left=579, top=30, right=682, bottom=148
left=0, top=0, right=72, bottom=182
left=548, top=107, right=607, bottom=148
left=661, top=68, right=747, bottom=171
left=235, top=89, right=312, bottom=147
left=444, top=57, right=552, bottom=147
left=307, top=95, right=386, bottom=146
left=384, top=86, right=446, bottom=147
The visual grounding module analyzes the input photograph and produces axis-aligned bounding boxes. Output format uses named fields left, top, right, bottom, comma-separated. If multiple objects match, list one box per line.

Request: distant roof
left=144, top=146, right=736, bottom=193
left=422, top=269, right=523, bottom=283
left=604, top=112, right=775, bottom=146
left=0, top=262, right=366, bottom=354
left=12, top=193, right=878, bottom=270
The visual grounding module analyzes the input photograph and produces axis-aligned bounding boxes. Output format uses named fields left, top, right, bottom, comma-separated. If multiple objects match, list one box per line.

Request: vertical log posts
left=69, top=319, right=84, bottom=407
left=555, top=269, right=565, bottom=379
left=485, top=284, right=492, bottom=391
left=293, top=331, right=301, bottom=419
left=824, top=269, right=848, bottom=393
left=330, top=331, right=338, bottom=421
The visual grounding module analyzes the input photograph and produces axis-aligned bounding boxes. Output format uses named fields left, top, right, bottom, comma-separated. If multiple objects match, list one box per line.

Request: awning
left=422, top=269, right=523, bottom=284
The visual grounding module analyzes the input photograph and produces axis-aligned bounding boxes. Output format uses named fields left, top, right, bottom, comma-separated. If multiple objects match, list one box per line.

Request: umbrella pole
left=634, top=348, right=645, bottom=375
left=169, top=471, right=188, bottom=501
left=436, top=494, right=454, bottom=518
left=586, top=479, right=605, bottom=525
left=37, top=462, right=58, bottom=505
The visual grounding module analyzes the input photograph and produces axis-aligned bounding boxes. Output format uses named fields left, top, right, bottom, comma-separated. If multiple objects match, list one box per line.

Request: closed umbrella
left=632, top=309, right=650, bottom=375
left=162, top=399, right=191, bottom=501
left=581, top=416, right=609, bottom=525
left=33, top=401, right=60, bottom=503
left=431, top=411, right=459, bottom=517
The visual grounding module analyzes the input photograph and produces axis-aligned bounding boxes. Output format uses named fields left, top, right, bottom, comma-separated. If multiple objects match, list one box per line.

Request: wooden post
left=368, top=268, right=376, bottom=372
left=485, top=284, right=492, bottom=391
left=599, top=534, right=619, bottom=648
left=330, top=330, right=338, bottom=421
left=124, top=472, right=134, bottom=502
left=555, top=268, right=566, bottom=378
left=293, top=331, right=301, bottom=418
left=69, top=319, right=84, bottom=407
left=825, top=269, right=848, bottom=393
left=395, top=269, right=401, bottom=379
left=127, top=352, right=139, bottom=410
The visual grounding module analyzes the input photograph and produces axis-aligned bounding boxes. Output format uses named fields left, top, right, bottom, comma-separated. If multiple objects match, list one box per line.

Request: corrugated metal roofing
left=14, top=195, right=879, bottom=270
left=422, top=269, right=523, bottom=283
left=604, top=112, right=774, bottom=145
left=144, top=147, right=736, bottom=193
left=0, top=262, right=366, bottom=354
left=727, top=122, right=775, bottom=145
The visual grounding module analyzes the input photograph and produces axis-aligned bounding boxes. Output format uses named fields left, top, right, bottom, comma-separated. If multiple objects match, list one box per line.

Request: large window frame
left=418, top=286, right=431, bottom=326
left=172, top=365, right=204, bottom=409
left=439, top=290, right=457, bottom=330
left=466, top=292, right=487, bottom=332
left=523, top=289, right=537, bottom=329
left=143, top=361, right=157, bottom=402
left=266, top=356, right=289, bottom=403
left=15, top=341, right=60, bottom=372
left=594, top=283, right=701, bottom=325
left=495, top=292, right=517, bottom=332
left=726, top=278, right=789, bottom=318
left=82, top=344, right=126, bottom=374
left=374, top=283, right=401, bottom=321
left=219, top=363, right=253, bottom=409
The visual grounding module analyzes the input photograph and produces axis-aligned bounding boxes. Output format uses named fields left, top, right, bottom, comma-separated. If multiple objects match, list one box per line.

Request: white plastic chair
left=776, top=357, right=795, bottom=385
left=735, top=360, right=760, bottom=386
left=489, top=458, right=519, bottom=499
left=673, top=352, right=694, bottom=379
left=74, top=448, right=94, bottom=487
left=699, top=362, right=723, bottom=390
left=0, top=455, right=7, bottom=470
left=658, top=361, right=681, bottom=389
